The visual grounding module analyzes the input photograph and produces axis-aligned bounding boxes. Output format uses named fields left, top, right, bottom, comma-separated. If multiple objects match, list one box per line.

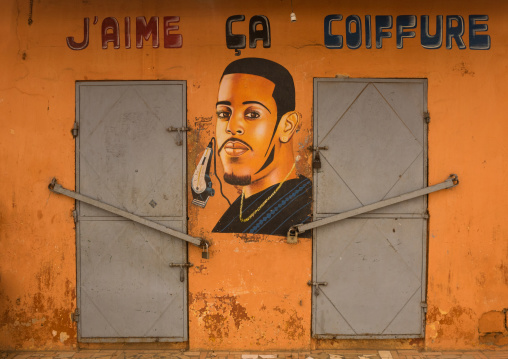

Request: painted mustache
left=218, top=138, right=253, bottom=156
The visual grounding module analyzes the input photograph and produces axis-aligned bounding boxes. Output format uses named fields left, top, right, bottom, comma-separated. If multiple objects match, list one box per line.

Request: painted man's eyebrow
left=243, top=101, right=271, bottom=114
left=216, top=101, right=231, bottom=106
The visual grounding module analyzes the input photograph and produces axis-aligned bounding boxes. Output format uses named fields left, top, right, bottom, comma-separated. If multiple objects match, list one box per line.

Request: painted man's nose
left=226, top=116, right=245, bottom=135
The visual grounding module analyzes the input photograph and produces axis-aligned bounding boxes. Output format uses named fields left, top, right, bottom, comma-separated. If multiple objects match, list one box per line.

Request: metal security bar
left=49, top=178, right=203, bottom=247
left=287, top=174, right=459, bottom=243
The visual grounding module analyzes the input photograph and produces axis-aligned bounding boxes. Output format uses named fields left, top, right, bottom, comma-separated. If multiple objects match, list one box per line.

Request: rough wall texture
left=0, top=0, right=507, bottom=351
left=478, top=310, right=508, bottom=346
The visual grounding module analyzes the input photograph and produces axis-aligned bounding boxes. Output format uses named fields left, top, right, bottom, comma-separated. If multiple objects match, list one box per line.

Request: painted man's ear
left=279, top=111, right=302, bottom=143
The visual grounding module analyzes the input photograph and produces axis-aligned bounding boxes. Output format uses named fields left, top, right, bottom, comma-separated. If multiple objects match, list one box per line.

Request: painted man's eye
left=245, top=110, right=261, bottom=119
left=217, top=110, right=231, bottom=120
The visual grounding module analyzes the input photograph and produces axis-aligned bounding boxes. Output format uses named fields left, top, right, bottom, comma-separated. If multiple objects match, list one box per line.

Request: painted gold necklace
left=239, top=162, right=296, bottom=223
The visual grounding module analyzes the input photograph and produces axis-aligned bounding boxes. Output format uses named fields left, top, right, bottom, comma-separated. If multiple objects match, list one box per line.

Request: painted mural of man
left=212, top=57, right=312, bottom=236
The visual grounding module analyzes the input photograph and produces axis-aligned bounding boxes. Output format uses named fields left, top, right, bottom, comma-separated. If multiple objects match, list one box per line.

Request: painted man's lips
left=223, top=140, right=250, bottom=156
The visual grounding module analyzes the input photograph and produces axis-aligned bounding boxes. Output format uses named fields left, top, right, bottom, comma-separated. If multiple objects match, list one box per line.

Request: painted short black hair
left=221, top=57, right=296, bottom=123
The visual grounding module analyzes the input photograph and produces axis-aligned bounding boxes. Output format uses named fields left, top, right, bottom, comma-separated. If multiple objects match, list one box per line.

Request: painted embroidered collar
left=239, top=162, right=296, bottom=223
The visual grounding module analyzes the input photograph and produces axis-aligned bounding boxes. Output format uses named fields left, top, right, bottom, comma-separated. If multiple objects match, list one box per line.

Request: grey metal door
left=76, top=81, right=188, bottom=342
left=312, top=79, right=428, bottom=338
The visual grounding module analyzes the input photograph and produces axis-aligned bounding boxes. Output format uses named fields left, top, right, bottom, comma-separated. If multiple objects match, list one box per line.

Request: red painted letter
left=125, top=17, right=131, bottom=49
left=67, top=17, right=89, bottom=50
left=164, top=16, right=182, bottom=48
left=102, top=17, right=120, bottom=49
left=136, top=16, right=159, bottom=48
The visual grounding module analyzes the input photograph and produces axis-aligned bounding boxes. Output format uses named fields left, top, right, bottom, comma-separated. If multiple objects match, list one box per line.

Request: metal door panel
left=78, top=84, right=184, bottom=218
left=374, top=83, right=425, bottom=146
left=316, top=81, right=368, bottom=140
left=316, top=155, right=363, bottom=215
left=374, top=152, right=425, bottom=215
left=76, top=81, right=187, bottom=342
left=382, top=290, right=423, bottom=335
left=314, top=218, right=424, bottom=336
left=317, top=83, right=423, bottom=211
left=313, top=78, right=427, bottom=338
left=80, top=220, right=185, bottom=339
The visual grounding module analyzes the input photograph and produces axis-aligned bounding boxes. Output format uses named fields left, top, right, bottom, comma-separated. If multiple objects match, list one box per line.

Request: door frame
left=311, top=77, right=429, bottom=339
left=74, top=80, right=189, bottom=343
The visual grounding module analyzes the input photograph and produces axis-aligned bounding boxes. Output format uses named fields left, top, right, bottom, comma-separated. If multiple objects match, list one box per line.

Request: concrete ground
left=1, top=349, right=507, bottom=359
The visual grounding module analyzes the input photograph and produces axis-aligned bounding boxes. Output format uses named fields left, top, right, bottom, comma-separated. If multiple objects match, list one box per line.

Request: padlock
left=202, top=242, right=209, bottom=259
left=287, top=228, right=299, bottom=244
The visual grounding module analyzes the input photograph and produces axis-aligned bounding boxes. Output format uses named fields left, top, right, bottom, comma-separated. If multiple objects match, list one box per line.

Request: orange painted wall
left=0, top=0, right=507, bottom=351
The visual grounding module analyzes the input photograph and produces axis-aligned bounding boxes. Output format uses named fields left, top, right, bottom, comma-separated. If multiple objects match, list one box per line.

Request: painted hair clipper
left=191, top=140, right=215, bottom=207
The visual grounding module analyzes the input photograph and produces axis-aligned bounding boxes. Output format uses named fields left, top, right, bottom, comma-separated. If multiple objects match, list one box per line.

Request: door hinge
left=72, top=210, right=78, bottom=223
left=424, top=112, right=430, bottom=124
left=421, top=302, right=428, bottom=313
left=71, top=308, right=79, bottom=322
left=71, top=122, right=79, bottom=138
left=421, top=302, right=428, bottom=335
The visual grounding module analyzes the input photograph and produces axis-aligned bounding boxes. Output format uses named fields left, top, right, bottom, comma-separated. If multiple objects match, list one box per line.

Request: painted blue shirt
left=212, top=175, right=312, bottom=237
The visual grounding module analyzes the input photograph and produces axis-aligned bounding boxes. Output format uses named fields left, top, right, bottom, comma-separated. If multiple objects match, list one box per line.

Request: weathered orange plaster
left=0, top=0, right=507, bottom=351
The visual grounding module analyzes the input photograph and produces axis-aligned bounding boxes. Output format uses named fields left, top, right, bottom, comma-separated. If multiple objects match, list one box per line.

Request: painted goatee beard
left=223, top=172, right=252, bottom=186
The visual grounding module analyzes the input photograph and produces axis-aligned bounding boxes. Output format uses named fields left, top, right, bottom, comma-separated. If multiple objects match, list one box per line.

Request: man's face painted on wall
left=216, top=73, right=279, bottom=186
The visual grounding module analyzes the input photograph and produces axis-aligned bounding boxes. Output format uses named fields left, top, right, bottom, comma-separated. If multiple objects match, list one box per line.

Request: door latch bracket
left=167, top=126, right=190, bottom=146
left=308, top=280, right=328, bottom=296
left=169, top=262, right=194, bottom=282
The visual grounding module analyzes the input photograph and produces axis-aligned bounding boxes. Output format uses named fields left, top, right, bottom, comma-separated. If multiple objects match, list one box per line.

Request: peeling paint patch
left=59, top=331, right=69, bottom=343
left=235, top=232, right=269, bottom=243
left=426, top=305, right=476, bottom=343
left=1, top=293, right=75, bottom=349
left=190, top=292, right=252, bottom=342
left=282, top=309, right=305, bottom=340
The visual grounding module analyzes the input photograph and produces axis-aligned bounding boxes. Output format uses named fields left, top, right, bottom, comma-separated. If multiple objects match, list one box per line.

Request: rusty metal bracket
left=309, top=146, right=328, bottom=171
left=169, top=262, right=194, bottom=282
left=48, top=178, right=203, bottom=247
left=308, top=146, right=329, bottom=151
left=71, top=308, right=79, bottom=323
left=424, top=112, right=431, bottom=123
left=167, top=126, right=190, bottom=146
left=71, top=122, right=79, bottom=139
left=288, top=174, right=459, bottom=243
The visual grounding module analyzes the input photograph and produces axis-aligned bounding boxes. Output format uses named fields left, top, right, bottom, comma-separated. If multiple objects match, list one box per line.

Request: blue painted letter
left=346, top=15, right=362, bottom=49
left=469, top=15, right=490, bottom=50
left=324, top=15, right=343, bottom=49
left=375, top=16, right=392, bottom=49
left=396, top=15, right=416, bottom=49
left=446, top=15, right=466, bottom=49
left=421, top=15, right=442, bottom=49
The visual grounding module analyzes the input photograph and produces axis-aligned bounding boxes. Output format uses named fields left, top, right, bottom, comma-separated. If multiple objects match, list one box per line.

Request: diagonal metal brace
left=49, top=178, right=203, bottom=247
left=287, top=174, right=459, bottom=243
